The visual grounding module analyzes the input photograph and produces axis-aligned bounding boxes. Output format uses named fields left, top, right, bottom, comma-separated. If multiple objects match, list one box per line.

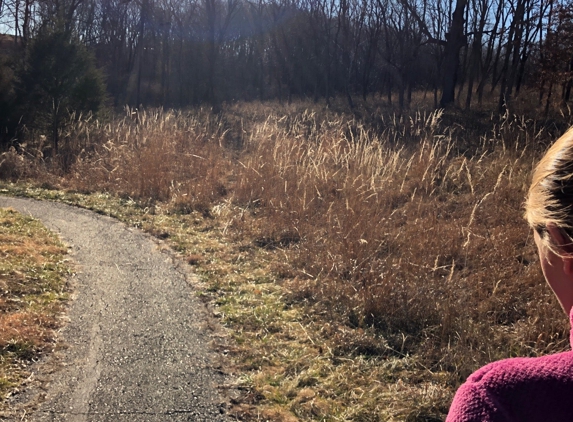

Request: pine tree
left=16, top=27, right=106, bottom=154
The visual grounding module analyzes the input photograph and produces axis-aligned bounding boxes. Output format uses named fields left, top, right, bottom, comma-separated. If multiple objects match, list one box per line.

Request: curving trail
left=0, top=196, right=230, bottom=422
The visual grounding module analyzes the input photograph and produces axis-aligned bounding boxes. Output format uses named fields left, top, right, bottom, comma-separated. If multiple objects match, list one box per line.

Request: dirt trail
left=0, top=196, right=230, bottom=422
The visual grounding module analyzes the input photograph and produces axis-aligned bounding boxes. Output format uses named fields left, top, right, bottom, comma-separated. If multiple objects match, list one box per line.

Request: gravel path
left=0, top=196, right=231, bottom=421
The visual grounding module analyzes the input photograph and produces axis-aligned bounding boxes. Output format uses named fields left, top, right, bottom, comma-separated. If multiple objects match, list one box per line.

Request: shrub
left=15, top=27, right=106, bottom=157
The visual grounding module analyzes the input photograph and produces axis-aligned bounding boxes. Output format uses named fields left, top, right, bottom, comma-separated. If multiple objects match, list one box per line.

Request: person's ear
left=547, top=224, right=573, bottom=275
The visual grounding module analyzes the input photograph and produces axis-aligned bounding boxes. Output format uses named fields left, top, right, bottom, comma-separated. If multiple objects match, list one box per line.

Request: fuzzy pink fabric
left=446, top=311, right=573, bottom=422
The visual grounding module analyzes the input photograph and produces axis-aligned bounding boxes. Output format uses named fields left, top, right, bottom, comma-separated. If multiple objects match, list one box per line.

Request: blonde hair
left=525, top=127, right=573, bottom=254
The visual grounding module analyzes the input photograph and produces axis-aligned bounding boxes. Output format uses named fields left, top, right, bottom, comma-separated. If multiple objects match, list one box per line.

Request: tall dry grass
left=226, top=106, right=569, bottom=379
left=4, top=100, right=573, bottom=385
left=64, top=107, right=235, bottom=212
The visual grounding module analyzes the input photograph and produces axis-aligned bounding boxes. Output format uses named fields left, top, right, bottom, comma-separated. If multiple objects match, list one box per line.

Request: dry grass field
left=1, top=98, right=573, bottom=420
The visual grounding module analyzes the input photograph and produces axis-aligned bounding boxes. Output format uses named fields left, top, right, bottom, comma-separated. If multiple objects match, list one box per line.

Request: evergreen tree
left=0, top=56, right=16, bottom=148
left=16, top=27, right=106, bottom=154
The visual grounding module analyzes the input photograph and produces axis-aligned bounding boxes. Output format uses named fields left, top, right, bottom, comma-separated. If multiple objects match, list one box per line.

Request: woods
left=2, top=0, right=573, bottom=116
left=3, top=0, right=573, bottom=153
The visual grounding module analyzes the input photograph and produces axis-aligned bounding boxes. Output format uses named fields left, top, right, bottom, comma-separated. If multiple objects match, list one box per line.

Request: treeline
left=2, top=0, right=573, bottom=140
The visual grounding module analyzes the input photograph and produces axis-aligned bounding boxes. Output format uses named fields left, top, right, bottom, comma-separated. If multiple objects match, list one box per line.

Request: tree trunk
left=465, top=43, right=479, bottom=110
left=565, top=55, right=573, bottom=102
left=135, top=0, right=148, bottom=107
left=490, top=1, right=508, bottom=94
left=439, top=0, right=468, bottom=107
left=545, top=81, right=553, bottom=117
left=498, top=0, right=525, bottom=114
left=386, top=75, right=392, bottom=105
left=52, top=101, right=60, bottom=155
left=506, top=0, right=526, bottom=99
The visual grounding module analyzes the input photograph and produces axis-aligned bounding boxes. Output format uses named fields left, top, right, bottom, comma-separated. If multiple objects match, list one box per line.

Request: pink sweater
left=446, top=313, right=573, bottom=422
